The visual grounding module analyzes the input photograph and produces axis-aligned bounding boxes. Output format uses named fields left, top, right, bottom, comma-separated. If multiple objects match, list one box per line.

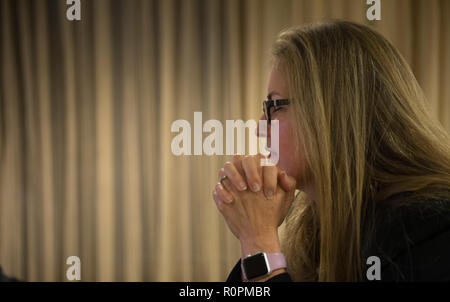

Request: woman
left=212, top=21, right=450, bottom=282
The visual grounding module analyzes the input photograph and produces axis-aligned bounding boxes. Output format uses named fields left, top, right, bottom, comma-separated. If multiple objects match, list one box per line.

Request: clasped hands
left=212, top=154, right=297, bottom=257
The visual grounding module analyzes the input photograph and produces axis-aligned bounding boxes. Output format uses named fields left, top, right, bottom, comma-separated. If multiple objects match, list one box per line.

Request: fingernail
left=266, top=190, right=273, bottom=200
left=252, top=182, right=260, bottom=192
left=240, top=182, right=247, bottom=190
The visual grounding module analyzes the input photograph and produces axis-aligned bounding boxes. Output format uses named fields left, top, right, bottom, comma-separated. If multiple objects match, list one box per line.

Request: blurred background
left=0, top=0, right=449, bottom=281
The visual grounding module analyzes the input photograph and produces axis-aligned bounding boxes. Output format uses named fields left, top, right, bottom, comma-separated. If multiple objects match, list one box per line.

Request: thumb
left=278, top=169, right=296, bottom=192
left=278, top=170, right=297, bottom=207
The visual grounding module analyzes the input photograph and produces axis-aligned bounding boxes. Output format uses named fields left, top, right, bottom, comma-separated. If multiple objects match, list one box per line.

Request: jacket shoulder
left=0, top=266, right=20, bottom=282
left=370, top=199, right=450, bottom=281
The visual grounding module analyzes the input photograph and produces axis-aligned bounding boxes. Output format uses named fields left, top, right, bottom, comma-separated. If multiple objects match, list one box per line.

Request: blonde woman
left=212, top=21, right=450, bottom=282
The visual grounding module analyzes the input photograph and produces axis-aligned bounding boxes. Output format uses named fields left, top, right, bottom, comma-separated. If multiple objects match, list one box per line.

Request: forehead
left=267, top=65, right=288, bottom=97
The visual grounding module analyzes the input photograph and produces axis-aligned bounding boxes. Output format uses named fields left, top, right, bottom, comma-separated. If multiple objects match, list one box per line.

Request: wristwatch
left=241, top=252, right=287, bottom=281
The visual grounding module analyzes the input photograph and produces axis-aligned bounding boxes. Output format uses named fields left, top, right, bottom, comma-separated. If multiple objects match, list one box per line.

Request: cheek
left=277, top=122, right=304, bottom=184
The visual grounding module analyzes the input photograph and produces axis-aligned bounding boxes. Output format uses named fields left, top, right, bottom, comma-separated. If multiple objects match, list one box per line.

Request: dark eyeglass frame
left=263, top=99, right=290, bottom=124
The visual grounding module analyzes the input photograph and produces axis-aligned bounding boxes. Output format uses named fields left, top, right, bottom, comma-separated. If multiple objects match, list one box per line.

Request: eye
left=272, top=106, right=284, bottom=113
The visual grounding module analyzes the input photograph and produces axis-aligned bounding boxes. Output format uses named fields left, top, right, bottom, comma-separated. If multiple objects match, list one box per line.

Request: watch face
left=243, top=253, right=269, bottom=280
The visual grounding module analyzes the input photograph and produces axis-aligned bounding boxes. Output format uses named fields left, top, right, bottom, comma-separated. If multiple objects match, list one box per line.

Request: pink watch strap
left=266, top=252, right=287, bottom=271
left=241, top=252, right=287, bottom=281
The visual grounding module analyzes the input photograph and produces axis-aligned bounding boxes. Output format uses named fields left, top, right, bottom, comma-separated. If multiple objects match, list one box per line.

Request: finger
left=268, top=172, right=295, bottom=221
left=215, top=182, right=234, bottom=204
left=242, top=155, right=262, bottom=192
left=278, top=170, right=297, bottom=192
left=223, top=161, right=247, bottom=191
left=263, top=165, right=278, bottom=200
left=255, top=154, right=264, bottom=179
left=231, top=155, right=245, bottom=180
left=213, top=188, right=225, bottom=212
left=279, top=171, right=297, bottom=209
left=275, top=167, right=294, bottom=192
left=220, top=175, right=239, bottom=196
left=218, top=168, right=226, bottom=180
left=218, top=168, right=240, bottom=193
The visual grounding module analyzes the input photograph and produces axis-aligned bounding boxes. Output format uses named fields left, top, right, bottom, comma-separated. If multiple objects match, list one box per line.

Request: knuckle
left=243, top=155, right=254, bottom=161
left=266, top=184, right=276, bottom=192
left=214, top=198, right=223, bottom=212
left=251, top=172, right=261, bottom=182
left=214, top=194, right=219, bottom=203
left=232, top=154, right=242, bottom=162
left=242, top=156, right=255, bottom=169
left=218, top=168, right=225, bottom=178
left=217, top=185, right=227, bottom=197
left=217, top=184, right=234, bottom=202
left=223, top=162, right=236, bottom=176
left=223, top=161, right=232, bottom=170
left=217, top=186, right=225, bottom=198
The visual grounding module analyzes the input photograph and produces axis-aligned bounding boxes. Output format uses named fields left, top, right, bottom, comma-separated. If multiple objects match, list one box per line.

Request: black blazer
left=0, top=267, right=19, bottom=282
left=227, top=198, right=450, bottom=282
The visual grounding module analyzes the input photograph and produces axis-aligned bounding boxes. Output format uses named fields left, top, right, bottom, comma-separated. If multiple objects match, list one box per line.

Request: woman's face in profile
left=259, top=65, right=306, bottom=190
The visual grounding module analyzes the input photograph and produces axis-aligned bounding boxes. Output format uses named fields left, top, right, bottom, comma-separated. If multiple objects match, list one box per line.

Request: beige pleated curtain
left=1, top=0, right=449, bottom=281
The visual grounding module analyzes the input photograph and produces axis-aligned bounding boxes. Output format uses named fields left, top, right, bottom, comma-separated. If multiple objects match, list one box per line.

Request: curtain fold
left=1, top=0, right=449, bottom=281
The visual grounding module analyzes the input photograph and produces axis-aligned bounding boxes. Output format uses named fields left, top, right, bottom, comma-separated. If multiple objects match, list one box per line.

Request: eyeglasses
left=263, top=99, right=290, bottom=124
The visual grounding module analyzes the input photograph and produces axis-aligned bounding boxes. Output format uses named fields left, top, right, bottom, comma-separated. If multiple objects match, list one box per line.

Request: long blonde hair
left=272, top=21, right=450, bottom=281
